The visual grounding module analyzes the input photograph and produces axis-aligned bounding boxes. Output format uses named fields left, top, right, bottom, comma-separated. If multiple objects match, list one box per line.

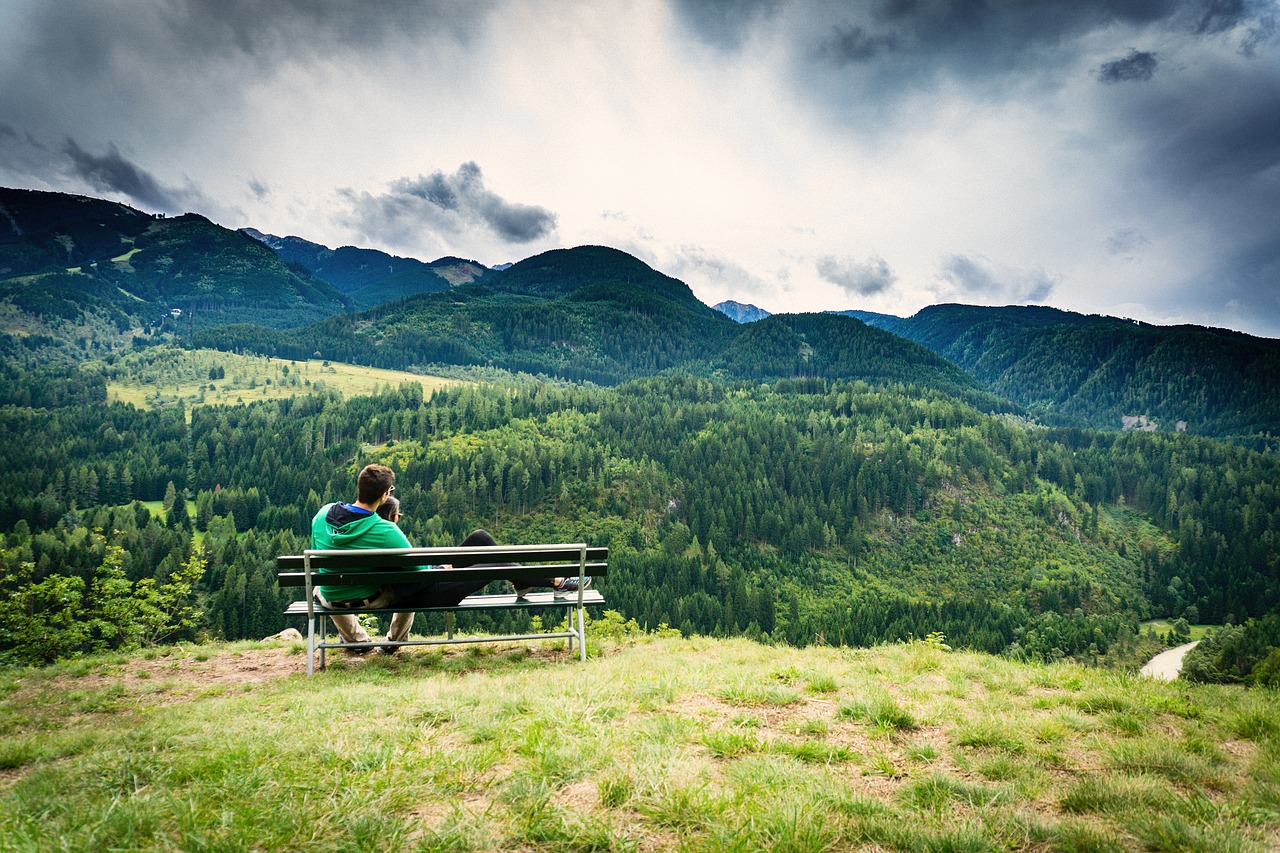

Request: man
left=310, top=463, right=416, bottom=650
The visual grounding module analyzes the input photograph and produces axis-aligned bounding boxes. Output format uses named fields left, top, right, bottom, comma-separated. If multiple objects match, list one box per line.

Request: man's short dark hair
left=357, top=464, right=395, bottom=504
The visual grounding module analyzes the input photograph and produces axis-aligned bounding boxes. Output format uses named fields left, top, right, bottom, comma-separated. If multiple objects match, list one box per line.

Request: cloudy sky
left=2, top=1, right=1278, bottom=337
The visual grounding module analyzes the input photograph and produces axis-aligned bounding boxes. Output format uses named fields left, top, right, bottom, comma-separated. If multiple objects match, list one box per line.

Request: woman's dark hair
left=376, top=495, right=401, bottom=522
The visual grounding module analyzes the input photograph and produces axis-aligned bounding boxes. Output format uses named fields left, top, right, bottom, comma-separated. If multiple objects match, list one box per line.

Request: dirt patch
left=2, top=645, right=305, bottom=711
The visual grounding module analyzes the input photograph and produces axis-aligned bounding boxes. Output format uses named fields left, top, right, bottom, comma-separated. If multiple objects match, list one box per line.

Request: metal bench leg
left=578, top=605, right=587, bottom=662
left=446, top=611, right=455, bottom=640
left=319, top=617, right=328, bottom=671
left=307, top=613, right=316, bottom=676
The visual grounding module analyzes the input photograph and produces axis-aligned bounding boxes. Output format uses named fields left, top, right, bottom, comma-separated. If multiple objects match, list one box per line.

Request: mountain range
left=3, top=187, right=1277, bottom=442
left=239, top=229, right=489, bottom=308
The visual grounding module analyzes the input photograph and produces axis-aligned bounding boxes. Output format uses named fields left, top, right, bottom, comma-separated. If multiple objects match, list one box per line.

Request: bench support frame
left=287, top=543, right=602, bottom=675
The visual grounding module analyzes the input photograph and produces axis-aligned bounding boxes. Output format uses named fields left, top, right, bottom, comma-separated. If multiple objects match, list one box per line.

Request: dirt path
left=1140, top=640, right=1199, bottom=680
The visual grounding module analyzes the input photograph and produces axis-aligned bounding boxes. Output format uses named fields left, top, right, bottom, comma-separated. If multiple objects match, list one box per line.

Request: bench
left=277, top=543, right=607, bottom=674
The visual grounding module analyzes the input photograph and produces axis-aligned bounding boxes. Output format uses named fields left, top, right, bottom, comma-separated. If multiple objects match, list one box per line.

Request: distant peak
left=714, top=300, right=772, bottom=323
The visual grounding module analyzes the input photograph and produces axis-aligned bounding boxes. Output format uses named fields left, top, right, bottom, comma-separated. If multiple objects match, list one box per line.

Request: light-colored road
left=1140, top=640, right=1200, bottom=680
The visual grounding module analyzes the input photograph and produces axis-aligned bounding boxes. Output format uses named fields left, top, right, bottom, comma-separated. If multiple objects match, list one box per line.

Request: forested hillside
left=844, top=304, right=1280, bottom=442
left=0, top=188, right=352, bottom=353
left=3, top=361, right=1277, bottom=680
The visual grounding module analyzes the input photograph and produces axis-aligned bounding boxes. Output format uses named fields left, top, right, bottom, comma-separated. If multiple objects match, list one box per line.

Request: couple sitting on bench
left=312, top=463, right=590, bottom=652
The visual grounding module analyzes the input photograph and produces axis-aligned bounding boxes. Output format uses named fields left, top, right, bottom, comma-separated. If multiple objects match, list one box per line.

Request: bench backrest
left=277, top=544, right=608, bottom=589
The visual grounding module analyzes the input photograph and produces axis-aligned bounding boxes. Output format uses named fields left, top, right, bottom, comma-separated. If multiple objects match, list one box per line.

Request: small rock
left=264, top=628, right=303, bottom=642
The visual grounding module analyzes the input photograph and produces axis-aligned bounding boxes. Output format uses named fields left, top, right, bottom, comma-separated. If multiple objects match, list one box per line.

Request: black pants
left=391, top=529, right=556, bottom=608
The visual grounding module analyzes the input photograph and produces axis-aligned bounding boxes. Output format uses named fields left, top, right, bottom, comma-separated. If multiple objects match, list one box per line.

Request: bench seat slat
left=278, top=562, right=607, bottom=588
left=277, top=545, right=607, bottom=571
left=284, top=589, right=605, bottom=615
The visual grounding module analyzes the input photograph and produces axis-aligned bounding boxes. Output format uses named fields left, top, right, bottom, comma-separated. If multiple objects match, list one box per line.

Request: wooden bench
left=277, top=543, right=607, bottom=674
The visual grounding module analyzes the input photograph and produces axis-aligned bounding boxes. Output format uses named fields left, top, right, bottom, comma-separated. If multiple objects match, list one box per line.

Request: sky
left=2, top=1, right=1278, bottom=338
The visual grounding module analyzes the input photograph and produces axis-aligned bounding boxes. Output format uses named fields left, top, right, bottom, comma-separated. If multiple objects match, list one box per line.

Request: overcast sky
left=2, top=1, right=1278, bottom=337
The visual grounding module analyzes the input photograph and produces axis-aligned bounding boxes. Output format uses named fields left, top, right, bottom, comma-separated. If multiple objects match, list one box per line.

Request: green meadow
left=103, top=346, right=463, bottom=411
left=2, top=633, right=1277, bottom=852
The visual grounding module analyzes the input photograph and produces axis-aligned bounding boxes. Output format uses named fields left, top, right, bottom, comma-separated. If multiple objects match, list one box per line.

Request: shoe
left=554, top=576, right=592, bottom=599
left=377, top=644, right=400, bottom=655
left=513, top=585, right=533, bottom=600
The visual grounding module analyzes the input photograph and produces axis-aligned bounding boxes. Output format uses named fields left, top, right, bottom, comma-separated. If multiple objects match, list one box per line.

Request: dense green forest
left=847, top=304, right=1280, bottom=442
left=3, top=357, right=1277, bottom=683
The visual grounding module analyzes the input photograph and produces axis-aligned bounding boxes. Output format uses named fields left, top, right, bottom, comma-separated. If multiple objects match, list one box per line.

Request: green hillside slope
left=849, top=304, right=1280, bottom=441
left=194, top=247, right=1007, bottom=406
left=0, top=188, right=352, bottom=345
left=1, top=637, right=1277, bottom=852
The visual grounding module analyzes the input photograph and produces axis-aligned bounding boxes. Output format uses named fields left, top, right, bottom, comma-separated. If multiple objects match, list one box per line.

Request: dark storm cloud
left=1099, top=50, right=1159, bottom=83
left=670, top=0, right=785, bottom=49
left=0, top=0, right=495, bottom=188
left=62, top=140, right=188, bottom=212
left=1196, top=0, right=1249, bottom=34
left=816, top=255, right=896, bottom=296
left=10, top=0, right=494, bottom=75
left=344, top=162, right=557, bottom=247
left=938, top=255, right=1057, bottom=303
left=676, top=0, right=1267, bottom=98
left=806, top=0, right=1187, bottom=87
left=1114, top=52, right=1280, bottom=330
left=819, top=26, right=903, bottom=64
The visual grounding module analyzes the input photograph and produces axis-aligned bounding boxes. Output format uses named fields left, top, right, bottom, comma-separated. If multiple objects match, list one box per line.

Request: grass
left=0, top=636, right=1277, bottom=852
left=104, top=347, right=463, bottom=412
left=1140, top=620, right=1216, bottom=642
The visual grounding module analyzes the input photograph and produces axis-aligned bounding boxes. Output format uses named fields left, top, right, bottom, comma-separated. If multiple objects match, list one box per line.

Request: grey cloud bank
left=1, top=0, right=1278, bottom=337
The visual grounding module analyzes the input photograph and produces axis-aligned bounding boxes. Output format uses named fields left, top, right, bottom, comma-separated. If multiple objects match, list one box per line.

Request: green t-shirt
left=310, top=502, right=413, bottom=601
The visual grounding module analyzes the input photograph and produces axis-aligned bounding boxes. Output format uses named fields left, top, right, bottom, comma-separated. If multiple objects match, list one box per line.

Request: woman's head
left=376, top=495, right=402, bottom=523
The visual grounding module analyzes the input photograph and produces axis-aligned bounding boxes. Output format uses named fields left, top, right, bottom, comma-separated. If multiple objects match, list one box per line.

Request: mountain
left=195, top=246, right=1008, bottom=408
left=839, top=304, right=1280, bottom=441
left=198, top=245, right=742, bottom=384
left=714, top=300, right=771, bottom=323
left=240, top=230, right=488, bottom=308
left=829, top=308, right=905, bottom=330
left=0, top=188, right=352, bottom=350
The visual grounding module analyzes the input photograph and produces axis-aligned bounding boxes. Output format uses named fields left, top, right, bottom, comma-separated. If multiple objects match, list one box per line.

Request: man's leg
left=328, top=613, right=372, bottom=644
left=386, top=611, right=414, bottom=643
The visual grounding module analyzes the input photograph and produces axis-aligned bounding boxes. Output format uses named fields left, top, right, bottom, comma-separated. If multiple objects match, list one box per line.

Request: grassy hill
left=1, top=634, right=1277, bottom=851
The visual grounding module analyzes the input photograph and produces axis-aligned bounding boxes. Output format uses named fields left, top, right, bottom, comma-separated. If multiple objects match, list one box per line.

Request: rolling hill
left=839, top=304, right=1280, bottom=441
left=0, top=188, right=352, bottom=350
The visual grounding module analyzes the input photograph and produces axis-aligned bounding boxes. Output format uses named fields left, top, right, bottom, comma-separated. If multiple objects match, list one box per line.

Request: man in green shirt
left=310, top=463, right=417, bottom=649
